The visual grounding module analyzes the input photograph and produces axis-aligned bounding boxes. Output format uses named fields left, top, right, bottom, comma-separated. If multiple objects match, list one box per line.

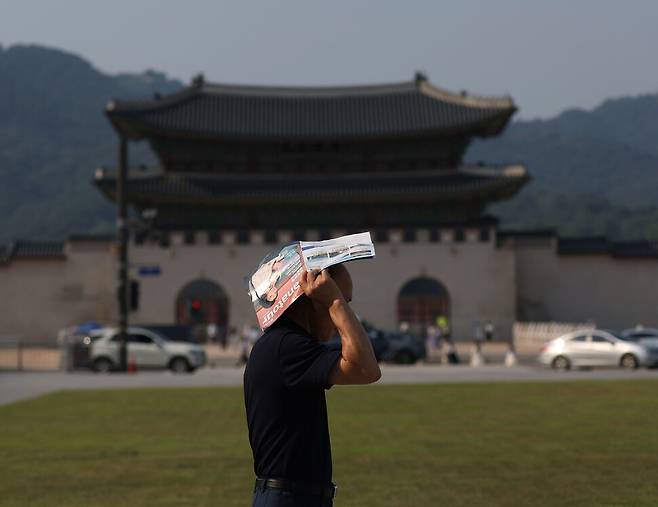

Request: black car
left=325, top=320, right=389, bottom=362
left=379, top=330, right=426, bottom=364
left=326, top=321, right=425, bottom=364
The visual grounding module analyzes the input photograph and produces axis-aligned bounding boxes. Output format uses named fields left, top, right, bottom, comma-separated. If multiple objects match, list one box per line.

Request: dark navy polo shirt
left=244, top=316, right=341, bottom=485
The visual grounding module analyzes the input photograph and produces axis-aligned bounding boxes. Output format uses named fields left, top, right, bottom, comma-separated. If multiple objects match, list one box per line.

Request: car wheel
left=394, top=349, right=416, bottom=365
left=551, top=355, right=571, bottom=371
left=93, top=357, right=114, bottom=373
left=620, top=354, right=639, bottom=370
left=169, top=357, right=191, bottom=374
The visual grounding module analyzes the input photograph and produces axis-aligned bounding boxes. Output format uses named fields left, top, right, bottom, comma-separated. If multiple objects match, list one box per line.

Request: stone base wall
left=5, top=228, right=656, bottom=345
left=515, top=241, right=658, bottom=329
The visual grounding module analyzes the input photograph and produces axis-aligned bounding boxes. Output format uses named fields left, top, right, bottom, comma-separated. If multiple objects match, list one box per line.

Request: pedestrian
left=244, top=265, right=381, bottom=506
left=425, top=324, right=439, bottom=363
left=227, top=325, right=237, bottom=348
left=484, top=320, right=495, bottom=342
left=206, top=323, right=218, bottom=344
left=435, top=323, right=444, bottom=362
left=437, top=315, right=460, bottom=364
left=236, top=324, right=251, bottom=367
left=470, top=320, right=485, bottom=367
left=474, top=321, right=484, bottom=344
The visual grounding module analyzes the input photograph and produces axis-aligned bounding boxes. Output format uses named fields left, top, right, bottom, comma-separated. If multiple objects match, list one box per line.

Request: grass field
left=1, top=381, right=658, bottom=507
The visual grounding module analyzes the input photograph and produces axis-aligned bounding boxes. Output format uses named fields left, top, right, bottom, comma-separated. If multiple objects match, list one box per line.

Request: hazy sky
left=2, top=0, right=658, bottom=119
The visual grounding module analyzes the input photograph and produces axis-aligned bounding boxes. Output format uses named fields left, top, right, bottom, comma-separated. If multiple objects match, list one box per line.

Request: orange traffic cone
left=127, top=355, right=138, bottom=374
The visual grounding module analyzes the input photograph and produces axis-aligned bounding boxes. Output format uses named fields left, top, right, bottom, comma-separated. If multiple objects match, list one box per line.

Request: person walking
left=484, top=320, right=495, bottom=342
left=425, top=324, right=439, bottom=363
left=244, top=265, right=381, bottom=506
left=471, top=320, right=485, bottom=366
left=236, top=324, right=252, bottom=367
left=437, top=315, right=460, bottom=364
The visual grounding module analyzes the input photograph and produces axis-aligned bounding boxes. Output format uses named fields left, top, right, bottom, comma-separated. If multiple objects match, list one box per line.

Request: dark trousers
left=252, top=487, right=333, bottom=507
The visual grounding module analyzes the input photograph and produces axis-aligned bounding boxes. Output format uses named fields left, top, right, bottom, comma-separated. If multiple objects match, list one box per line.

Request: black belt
left=254, top=478, right=337, bottom=499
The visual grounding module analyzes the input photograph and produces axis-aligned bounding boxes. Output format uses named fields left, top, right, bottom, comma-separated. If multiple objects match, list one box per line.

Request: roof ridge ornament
left=414, top=70, right=428, bottom=84
left=191, top=73, right=205, bottom=88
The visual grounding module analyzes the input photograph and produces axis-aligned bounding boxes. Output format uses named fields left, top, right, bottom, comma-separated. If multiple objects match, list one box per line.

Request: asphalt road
left=3, top=364, right=658, bottom=407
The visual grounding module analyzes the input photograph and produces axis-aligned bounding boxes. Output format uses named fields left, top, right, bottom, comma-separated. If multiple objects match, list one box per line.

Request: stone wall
left=11, top=227, right=657, bottom=345
left=0, top=240, right=116, bottom=341
left=128, top=228, right=516, bottom=341
left=514, top=237, right=658, bottom=329
left=8, top=228, right=513, bottom=342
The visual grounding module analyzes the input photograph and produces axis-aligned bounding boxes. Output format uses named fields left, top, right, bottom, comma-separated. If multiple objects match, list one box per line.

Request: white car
left=90, top=326, right=206, bottom=373
left=538, top=329, right=654, bottom=370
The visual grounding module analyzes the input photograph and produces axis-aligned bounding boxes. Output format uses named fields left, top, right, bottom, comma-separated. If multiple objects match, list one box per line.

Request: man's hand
left=300, top=269, right=344, bottom=308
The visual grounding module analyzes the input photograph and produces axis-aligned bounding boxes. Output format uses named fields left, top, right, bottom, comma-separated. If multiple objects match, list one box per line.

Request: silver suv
left=90, top=326, right=206, bottom=373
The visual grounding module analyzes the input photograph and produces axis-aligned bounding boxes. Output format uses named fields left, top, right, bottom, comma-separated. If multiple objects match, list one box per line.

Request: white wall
left=0, top=230, right=522, bottom=342
left=129, top=230, right=517, bottom=341
left=0, top=242, right=116, bottom=341
left=515, top=243, right=658, bottom=329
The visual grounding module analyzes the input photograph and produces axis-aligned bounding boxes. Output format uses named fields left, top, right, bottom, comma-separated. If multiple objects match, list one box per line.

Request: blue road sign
left=138, top=266, right=161, bottom=276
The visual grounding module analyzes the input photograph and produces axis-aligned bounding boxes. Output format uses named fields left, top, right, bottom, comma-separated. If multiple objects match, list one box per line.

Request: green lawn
left=1, top=381, right=658, bottom=507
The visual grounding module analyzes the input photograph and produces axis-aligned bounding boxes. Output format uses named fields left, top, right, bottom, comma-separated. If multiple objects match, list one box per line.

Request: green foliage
left=469, top=95, right=658, bottom=239
left=470, top=100, right=658, bottom=207
left=0, top=44, right=182, bottom=243
left=1, top=382, right=658, bottom=506
left=489, top=189, right=658, bottom=240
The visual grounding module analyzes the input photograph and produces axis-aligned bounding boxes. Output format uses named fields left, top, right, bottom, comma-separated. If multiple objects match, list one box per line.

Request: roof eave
left=102, top=114, right=518, bottom=143
left=93, top=166, right=529, bottom=206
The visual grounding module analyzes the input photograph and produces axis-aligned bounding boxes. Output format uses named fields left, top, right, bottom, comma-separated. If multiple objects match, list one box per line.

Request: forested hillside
left=469, top=94, right=658, bottom=238
left=0, top=44, right=181, bottom=242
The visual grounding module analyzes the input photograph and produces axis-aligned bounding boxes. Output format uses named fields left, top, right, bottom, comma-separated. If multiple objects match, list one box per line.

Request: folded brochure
left=247, top=232, right=376, bottom=329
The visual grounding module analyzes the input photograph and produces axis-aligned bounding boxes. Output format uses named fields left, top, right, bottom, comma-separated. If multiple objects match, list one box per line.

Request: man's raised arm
left=327, top=297, right=381, bottom=385
left=300, top=268, right=381, bottom=385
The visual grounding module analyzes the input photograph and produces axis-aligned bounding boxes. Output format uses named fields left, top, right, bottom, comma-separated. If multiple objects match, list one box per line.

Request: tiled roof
left=497, top=234, right=658, bottom=259
left=106, top=79, right=516, bottom=140
left=610, top=241, right=658, bottom=258
left=558, top=237, right=609, bottom=254
left=497, top=229, right=556, bottom=239
left=0, top=241, right=66, bottom=265
left=68, top=234, right=115, bottom=242
left=12, top=241, right=66, bottom=259
left=498, top=232, right=658, bottom=258
left=95, top=165, right=529, bottom=205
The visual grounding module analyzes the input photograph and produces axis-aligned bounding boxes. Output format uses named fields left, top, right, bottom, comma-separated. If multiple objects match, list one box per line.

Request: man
left=244, top=265, right=381, bottom=506
left=484, top=320, right=495, bottom=342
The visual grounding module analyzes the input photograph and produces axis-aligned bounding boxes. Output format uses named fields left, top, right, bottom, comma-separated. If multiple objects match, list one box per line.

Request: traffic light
left=129, top=280, right=140, bottom=311
left=189, top=299, right=203, bottom=323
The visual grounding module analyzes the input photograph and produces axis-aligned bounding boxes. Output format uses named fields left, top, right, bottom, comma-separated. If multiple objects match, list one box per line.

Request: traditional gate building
left=2, top=75, right=657, bottom=342
left=94, top=74, right=528, bottom=338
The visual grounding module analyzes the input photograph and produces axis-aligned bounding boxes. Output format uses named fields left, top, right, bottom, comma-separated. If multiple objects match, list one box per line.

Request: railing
left=0, top=339, right=61, bottom=371
left=513, top=321, right=596, bottom=354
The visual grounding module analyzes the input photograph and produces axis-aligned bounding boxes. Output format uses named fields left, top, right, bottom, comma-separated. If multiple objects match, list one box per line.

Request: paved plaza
left=3, top=364, right=658, bottom=407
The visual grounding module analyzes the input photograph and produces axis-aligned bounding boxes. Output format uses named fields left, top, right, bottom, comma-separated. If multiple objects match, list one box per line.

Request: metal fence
left=0, top=339, right=61, bottom=371
left=513, top=321, right=596, bottom=354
